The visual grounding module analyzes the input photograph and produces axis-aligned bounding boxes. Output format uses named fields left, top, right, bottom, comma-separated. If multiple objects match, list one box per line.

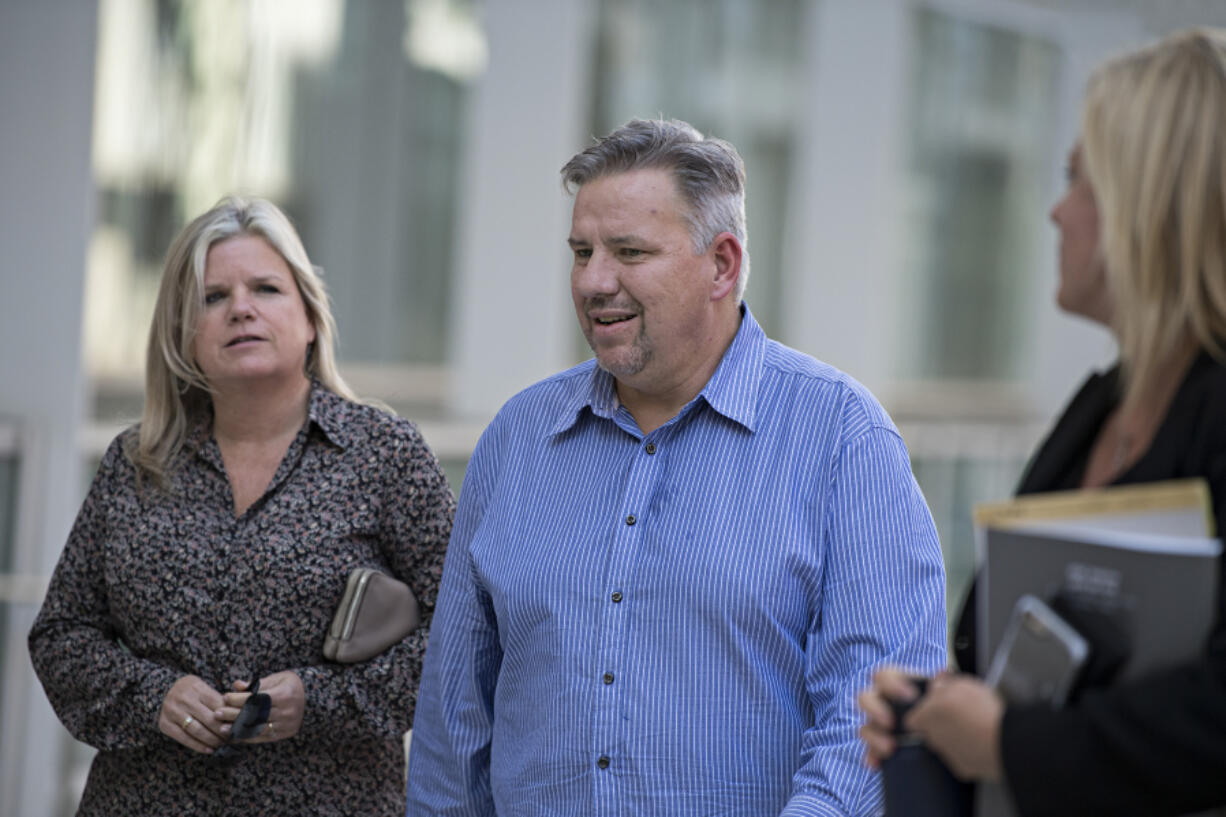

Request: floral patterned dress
left=29, top=387, right=455, bottom=816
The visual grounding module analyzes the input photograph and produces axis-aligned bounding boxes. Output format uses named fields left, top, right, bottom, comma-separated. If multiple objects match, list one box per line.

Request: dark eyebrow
left=606, top=235, right=644, bottom=247
left=566, top=234, right=649, bottom=249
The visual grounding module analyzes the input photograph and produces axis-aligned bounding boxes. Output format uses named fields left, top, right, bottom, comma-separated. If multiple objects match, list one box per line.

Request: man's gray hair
left=561, top=118, right=751, bottom=299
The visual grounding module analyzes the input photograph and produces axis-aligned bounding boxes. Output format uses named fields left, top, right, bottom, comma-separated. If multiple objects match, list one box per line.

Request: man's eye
left=620, top=248, right=643, bottom=258
left=574, top=248, right=592, bottom=260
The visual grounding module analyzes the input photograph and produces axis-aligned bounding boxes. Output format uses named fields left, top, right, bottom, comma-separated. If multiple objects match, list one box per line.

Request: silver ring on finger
left=183, top=714, right=194, bottom=729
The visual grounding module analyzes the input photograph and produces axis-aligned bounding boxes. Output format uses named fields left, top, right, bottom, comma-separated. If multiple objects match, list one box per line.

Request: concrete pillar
left=0, top=1, right=98, bottom=814
left=780, top=0, right=911, bottom=396
left=448, top=0, right=596, bottom=419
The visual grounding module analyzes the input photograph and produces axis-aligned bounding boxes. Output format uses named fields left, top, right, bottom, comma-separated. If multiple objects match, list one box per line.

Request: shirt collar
left=699, top=303, right=764, bottom=432
left=550, top=303, right=766, bottom=436
left=306, top=381, right=354, bottom=449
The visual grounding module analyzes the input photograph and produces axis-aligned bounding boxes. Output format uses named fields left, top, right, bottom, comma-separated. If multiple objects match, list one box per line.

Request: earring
left=304, top=341, right=316, bottom=376
left=177, top=377, right=190, bottom=396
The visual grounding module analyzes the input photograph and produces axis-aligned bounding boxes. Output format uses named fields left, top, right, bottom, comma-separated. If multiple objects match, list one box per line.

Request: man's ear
left=709, top=232, right=742, bottom=302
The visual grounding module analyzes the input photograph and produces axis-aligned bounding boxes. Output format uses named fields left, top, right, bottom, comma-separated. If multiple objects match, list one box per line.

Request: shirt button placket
left=226, top=515, right=251, bottom=683
left=596, top=435, right=659, bottom=813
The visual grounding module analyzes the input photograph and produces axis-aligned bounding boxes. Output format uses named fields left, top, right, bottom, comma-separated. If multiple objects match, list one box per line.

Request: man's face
left=568, top=168, right=725, bottom=400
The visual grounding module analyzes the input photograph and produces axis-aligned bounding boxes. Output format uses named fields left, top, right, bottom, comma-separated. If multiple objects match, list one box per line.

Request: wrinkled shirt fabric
left=406, top=306, right=946, bottom=817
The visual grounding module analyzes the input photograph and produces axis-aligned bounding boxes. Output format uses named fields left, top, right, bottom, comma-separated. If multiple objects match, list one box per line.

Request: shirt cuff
left=293, top=664, right=339, bottom=741
left=139, top=666, right=182, bottom=741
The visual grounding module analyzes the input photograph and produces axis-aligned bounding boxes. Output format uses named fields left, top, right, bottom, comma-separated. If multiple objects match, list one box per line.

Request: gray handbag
left=323, top=568, right=420, bottom=662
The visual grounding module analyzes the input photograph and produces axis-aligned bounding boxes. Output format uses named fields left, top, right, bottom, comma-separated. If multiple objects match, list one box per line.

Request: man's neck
left=616, top=309, right=741, bottom=435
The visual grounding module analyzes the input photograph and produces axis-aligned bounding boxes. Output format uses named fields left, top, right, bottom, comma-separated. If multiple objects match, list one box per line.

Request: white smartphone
left=985, top=594, right=1089, bottom=706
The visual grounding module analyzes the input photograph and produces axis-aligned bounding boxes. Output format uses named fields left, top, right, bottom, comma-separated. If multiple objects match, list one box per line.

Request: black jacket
left=954, top=353, right=1226, bottom=817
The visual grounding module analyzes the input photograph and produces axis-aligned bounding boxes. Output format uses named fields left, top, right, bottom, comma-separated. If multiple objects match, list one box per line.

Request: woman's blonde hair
left=1082, top=27, right=1226, bottom=411
left=128, top=195, right=358, bottom=486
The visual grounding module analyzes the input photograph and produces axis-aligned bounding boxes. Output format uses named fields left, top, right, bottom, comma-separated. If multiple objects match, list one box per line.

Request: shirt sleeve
left=27, top=437, right=183, bottom=751
left=405, top=426, right=503, bottom=817
left=782, top=425, right=948, bottom=817
left=294, top=422, right=457, bottom=747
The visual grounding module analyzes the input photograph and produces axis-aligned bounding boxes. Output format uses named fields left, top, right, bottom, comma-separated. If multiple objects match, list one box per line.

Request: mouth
left=593, top=315, right=636, bottom=326
left=225, top=335, right=264, bottom=347
left=588, top=305, right=640, bottom=327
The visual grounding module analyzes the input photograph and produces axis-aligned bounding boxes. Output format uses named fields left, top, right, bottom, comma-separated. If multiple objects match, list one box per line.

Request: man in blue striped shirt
left=406, top=118, right=947, bottom=817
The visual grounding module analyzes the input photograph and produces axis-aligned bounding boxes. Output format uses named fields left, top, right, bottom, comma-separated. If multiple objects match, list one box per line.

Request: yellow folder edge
left=972, top=478, right=1215, bottom=537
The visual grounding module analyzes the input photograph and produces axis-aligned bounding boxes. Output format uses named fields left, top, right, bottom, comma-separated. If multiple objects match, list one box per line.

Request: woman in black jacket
left=860, top=27, right=1226, bottom=817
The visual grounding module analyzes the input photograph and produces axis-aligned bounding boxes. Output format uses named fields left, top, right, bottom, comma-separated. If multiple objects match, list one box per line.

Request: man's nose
left=573, top=250, right=619, bottom=297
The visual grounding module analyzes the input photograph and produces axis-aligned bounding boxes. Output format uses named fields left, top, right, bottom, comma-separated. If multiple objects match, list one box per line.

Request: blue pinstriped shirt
left=406, top=307, right=946, bottom=817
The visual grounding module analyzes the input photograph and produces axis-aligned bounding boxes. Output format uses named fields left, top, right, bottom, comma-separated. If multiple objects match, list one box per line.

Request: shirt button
left=625, top=514, right=636, bottom=526
left=597, top=756, right=610, bottom=770
left=602, top=672, right=614, bottom=685
left=611, top=591, right=623, bottom=603
left=645, top=442, right=657, bottom=455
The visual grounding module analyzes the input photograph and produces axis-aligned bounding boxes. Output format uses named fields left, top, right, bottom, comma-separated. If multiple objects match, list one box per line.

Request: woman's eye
left=258, top=284, right=280, bottom=294
left=204, top=291, right=224, bottom=305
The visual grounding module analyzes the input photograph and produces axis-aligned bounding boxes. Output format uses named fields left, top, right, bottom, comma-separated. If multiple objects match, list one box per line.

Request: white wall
left=0, top=2, right=98, bottom=814
left=448, top=0, right=597, bottom=418
left=781, top=0, right=912, bottom=397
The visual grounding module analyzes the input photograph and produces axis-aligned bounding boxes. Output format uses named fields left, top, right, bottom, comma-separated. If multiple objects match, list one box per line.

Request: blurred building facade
left=4, top=0, right=1226, bottom=813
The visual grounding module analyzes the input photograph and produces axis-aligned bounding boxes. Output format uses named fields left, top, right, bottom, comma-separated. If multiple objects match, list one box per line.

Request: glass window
left=86, top=0, right=484, bottom=388
left=897, top=7, right=1061, bottom=381
left=893, top=8, right=1064, bottom=617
